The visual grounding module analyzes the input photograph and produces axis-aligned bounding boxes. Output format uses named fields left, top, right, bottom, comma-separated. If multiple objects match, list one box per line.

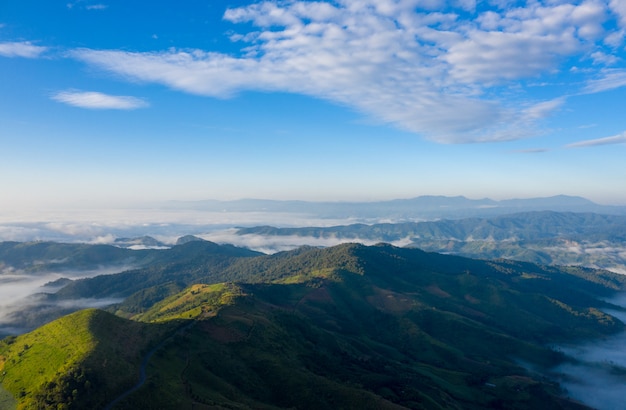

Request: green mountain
left=3, top=243, right=626, bottom=409
left=0, top=241, right=154, bottom=272
left=52, top=240, right=262, bottom=304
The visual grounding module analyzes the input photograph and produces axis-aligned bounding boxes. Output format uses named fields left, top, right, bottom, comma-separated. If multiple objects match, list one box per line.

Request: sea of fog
left=0, top=266, right=128, bottom=337
left=0, top=208, right=378, bottom=244
left=548, top=294, right=626, bottom=410
left=0, top=207, right=413, bottom=253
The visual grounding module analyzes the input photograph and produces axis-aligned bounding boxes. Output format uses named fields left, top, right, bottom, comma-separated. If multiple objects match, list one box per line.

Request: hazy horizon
left=2, top=193, right=625, bottom=255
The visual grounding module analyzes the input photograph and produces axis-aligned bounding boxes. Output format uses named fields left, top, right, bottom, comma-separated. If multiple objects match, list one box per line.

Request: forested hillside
left=3, top=243, right=626, bottom=409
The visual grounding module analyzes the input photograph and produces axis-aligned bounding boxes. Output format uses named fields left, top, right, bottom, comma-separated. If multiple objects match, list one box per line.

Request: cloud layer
left=2, top=1, right=625, bottom=143
left=67, top=0, right=626, bottom=143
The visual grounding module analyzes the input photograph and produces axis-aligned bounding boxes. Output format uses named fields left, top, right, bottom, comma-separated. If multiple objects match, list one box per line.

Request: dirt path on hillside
left=0, top=383, right=17, bottom=410
left=104, top=320, right=197, bottom=410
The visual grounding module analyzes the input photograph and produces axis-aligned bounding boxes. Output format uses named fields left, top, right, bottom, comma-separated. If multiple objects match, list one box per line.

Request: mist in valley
left=548, top=296, right=626, bottom=409
left=200, top=229, right=414, bottom=254
left=0, top=266, right=128, bottom=337
left=0, top=207, right=366, bottom=244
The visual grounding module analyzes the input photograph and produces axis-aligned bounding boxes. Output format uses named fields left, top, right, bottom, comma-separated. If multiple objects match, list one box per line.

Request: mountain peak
left=175, top=235, right=206, bottom=245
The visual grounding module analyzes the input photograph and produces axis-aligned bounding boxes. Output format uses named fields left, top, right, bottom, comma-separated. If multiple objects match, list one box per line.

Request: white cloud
left=590, top=51, right=620, bottom=65
left=609, top=0, right=626, bottom=27
left=604, top=29, right=625, bottom=47
left=51, top=90, right=148, bottom=110
left=443, top=1, right=604, bottom=84
left=566, top=131, right=626, bottom=148
left=69, top=0, right=622, bottom=143
left=0, top=41, right=48, bottom=58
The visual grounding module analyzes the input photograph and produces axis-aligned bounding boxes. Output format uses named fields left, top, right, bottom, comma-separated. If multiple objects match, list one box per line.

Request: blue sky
left=2, top=0, right=626, bottom=210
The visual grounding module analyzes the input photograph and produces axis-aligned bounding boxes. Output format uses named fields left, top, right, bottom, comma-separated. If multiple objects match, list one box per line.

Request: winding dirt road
left=104, top=320, right=196, bottom=410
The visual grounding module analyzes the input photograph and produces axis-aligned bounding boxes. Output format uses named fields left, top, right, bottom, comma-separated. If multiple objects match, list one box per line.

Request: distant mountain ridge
left=236, top=211, right=626, bottom=273
left=237, top=211, right=626, bottom=242
left=2, top=195, right=624, bottom=246
left=165, top=195, right=626, bottom=220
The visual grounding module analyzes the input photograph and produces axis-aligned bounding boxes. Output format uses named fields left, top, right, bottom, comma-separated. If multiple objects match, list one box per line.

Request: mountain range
left=2, top=240, right=626, bottom=408
left=236, top=211, right=626, bottom=273
left=2, top=209, right=626, bottom=336
left=165, top=195, right=626, bottom=220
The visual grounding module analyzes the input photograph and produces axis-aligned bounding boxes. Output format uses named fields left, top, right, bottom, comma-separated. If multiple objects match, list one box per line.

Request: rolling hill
left=3, top=243, right=626, bottom=409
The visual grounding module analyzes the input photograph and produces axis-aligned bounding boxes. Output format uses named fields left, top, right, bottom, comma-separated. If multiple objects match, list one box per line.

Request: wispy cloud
left=66, top=0, right=623, bottom=144
left=583, top=69, right=626, bottom=94
left=51, top=90, right=148, bottom=110
left=511, top=148, right=550, bottom=154
left=0, top=41, right=48, bottom=58
left=566, top=131, right=626, bottom=148
left=67, top=1, right=107, bottom=10
left=86, top=4, right=108, bottom=10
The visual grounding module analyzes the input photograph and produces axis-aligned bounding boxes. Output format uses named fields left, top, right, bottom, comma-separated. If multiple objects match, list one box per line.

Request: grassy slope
left=128, top=282, right=245, bottom=323
left=0, top=309, right=172, bottom=409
